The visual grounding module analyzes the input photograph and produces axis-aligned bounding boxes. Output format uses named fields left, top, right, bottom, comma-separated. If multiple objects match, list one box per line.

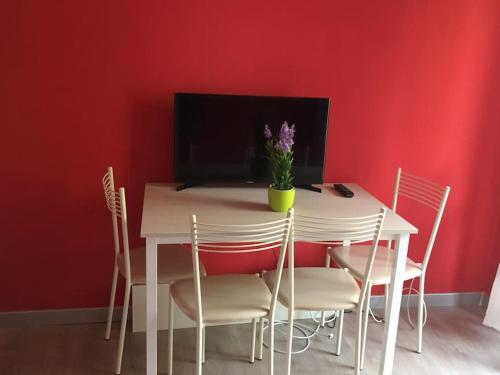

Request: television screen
left=174, top=93, right=330, bottom=185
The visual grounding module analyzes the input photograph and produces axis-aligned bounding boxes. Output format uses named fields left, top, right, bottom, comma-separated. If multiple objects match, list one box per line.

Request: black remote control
left=334, top=184, right=354, bottom=198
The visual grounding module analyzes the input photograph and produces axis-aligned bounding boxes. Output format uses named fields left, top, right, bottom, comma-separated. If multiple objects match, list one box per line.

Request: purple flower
left=264, top=124, right=272, bottom=139
left=278, top=121, right=295, bottom=153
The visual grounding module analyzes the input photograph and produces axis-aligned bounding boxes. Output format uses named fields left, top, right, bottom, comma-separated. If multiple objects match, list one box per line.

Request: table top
left=140, top=183, right=418, bottom=239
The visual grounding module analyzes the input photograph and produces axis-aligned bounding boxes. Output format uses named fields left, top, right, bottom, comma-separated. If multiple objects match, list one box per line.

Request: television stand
left=296, top=184, right=322, bottom=193
left=177, top=182, right=322, bottom=192
left=175, top=182, right=203, bottom=192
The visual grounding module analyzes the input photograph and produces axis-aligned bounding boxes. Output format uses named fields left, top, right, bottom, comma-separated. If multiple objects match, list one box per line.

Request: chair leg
left=269, top=316, right=275, bottom=375
left=417, top=277, right=425, bottom=354
left=258, top=317, right=264, bottom=360
left=286, top=307, right=294, bottom=375
left=168, top=293, right=174, bottom=375
left=384, top=283, right=390, bottom=322
left=361, top=283, right=372, bottom=370
left=202, top=326, right=206, bottom=364
left=325, top=251, right=331, bottom=268
left=115, top=282, right=131, bottom=375
left=196, top=325, right=203, bottom=375
left=321, top=252, right=331, bottom=327
left=335, top=310, right=344, bottom=356
left=250, top=318, right=257, bottom=363
left=354, top=305, right=363, bottom=375
left=105, top=265, right=119, bottom=340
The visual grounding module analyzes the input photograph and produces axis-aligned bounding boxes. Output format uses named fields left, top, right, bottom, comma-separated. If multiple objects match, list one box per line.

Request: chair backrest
left=190, top=209, right=294, bottom=325
left=293, top=209, right=386, bottom=307
left=102, top=167, right=131, bottom=280
left=391, top=167, right=450, bottom=272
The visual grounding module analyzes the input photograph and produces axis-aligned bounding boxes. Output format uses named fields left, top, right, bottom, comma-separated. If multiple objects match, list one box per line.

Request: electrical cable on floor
left=367, top=278, right=428, bottom=328
left=261, top=312, right=338, bottom=354
left=369, top=307, right=385, bottom=323
left=367, top=295, right=385, bottom=323
left=403, top=278, right=428, bottom=328
left=257, top=269, right=342, bottom=354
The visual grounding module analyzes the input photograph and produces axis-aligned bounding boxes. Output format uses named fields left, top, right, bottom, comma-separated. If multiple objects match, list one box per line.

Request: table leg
left=379, top=234, right=409, bottom=375
left=146, top=237, right=158, bottom=375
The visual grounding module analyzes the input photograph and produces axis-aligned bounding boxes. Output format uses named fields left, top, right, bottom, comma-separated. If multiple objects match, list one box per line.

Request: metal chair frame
left=168, top=209, right=294, bottom=375
left=284, top=209, right=387, bottom=375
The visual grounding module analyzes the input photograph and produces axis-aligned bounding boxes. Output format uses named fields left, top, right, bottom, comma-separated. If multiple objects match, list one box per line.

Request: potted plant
left=264, top=122, right=296, bottom=212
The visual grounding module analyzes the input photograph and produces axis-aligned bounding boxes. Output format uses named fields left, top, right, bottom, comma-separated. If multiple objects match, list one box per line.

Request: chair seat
left=264, top=267, right=360, bottom=311
left=170, top=274, right=271, bottom=323
left=329, top=245, right=423, bottom=285
left=117, top=245, right=205, bottom=285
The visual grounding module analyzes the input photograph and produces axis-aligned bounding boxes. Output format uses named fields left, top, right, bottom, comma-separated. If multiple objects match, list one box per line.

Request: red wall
left=1, top=1, right=499, bottom=311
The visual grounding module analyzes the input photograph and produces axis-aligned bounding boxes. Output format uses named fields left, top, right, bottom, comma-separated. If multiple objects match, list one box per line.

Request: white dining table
left=140, top=183, right=418, bottom=375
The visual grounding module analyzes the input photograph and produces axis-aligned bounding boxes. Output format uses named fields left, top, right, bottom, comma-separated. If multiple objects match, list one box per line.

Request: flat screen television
left=174, top=93, right=330, bottom=189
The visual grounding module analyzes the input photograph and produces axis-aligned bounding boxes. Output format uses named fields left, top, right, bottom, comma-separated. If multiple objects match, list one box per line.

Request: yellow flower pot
left=268, top=186, right=295, bottom=212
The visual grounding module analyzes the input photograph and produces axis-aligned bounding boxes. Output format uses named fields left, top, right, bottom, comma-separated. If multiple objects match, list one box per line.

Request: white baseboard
left=370, top=291, right=485, bottom=309
left=0, top=289, right=485, bottom=330
left=480, top=293, right=490, bottom=308
left=0, top=307, right=124, bottom=328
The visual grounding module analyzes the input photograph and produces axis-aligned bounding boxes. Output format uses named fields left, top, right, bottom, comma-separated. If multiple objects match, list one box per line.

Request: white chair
left=102, top=167, right=206, bottom=374
left=329, top=167, right=450, bottom=358
left=263, top=208, right=387, bottom=375
left=168, top=209, right=294, bottom=375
